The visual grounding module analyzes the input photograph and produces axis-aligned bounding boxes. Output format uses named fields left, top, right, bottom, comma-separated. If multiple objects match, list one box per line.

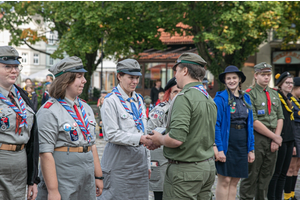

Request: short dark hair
left=177, top=63, right=206, bottom=81
left=117, top=72, right=126, bottom=83
left=49, top=72, right=77, bottom=99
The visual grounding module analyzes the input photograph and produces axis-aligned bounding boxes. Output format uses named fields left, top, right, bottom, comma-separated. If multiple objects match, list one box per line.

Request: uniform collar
left=182, top=81, right=201, bottom=92
left=64, top=97, right=79, bottom=107
left=255, top=83, right=269, bottom=92
left=0, top=85, right=17, bottom=98
left=117, top=84, right=137, bottom=101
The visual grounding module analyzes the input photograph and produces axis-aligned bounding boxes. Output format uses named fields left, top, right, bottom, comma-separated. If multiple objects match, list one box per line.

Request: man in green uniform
left=147, top=52, right=217, bottom=200
left=239, top=62, right=284, bottom=200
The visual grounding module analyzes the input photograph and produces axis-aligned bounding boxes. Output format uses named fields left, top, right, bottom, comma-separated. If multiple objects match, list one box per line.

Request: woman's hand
left=271, top=141, right=279, bottom=152
left=95, top=179, right=103, bottom=197
left=218, top=151, right=226, bottom=162
left=148, top=169, right=151, bottom=179
left=293, top=147, right=297, bottom=156
left=48, top=189, right=61, bottom=200
left=213, top=146, right=219, bottom=161
left=27, top=184, right=38, bottom=200
left=248, top=151, right=255, bottom=163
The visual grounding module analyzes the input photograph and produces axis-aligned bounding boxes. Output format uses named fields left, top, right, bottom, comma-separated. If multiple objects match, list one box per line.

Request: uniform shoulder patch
left=105, top=93, right=113, bottom=99
left=79, top=98, right=87, bottom=103
left=245, top=88, right=252, bottom=93
left=158, top=102, right=166, bottom=107
left=44, top=102, right=53, bottom=109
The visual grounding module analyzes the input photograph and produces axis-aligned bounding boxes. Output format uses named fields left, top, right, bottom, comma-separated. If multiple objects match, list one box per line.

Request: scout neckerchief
left=57, top=97, right=92, bottom=143
left=0, top=85, right=28, bottom=130
left=190, top=84, right=209, bottom=99
left=112, top=87, right=144, bottom=132
left=290, top=96, right=300, bottom=109
left=264, top=88, right=272, bottom=115
left=278, top=93, right=294, bottom=120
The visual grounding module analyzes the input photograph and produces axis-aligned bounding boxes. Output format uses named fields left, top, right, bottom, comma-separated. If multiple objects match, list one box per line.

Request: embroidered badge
left=257, top=109, right=265, bottom=115
left=44, top=102, right=53, bottom=109
left=154, top=114, right=158, bottom=119
left=70, top=129, right=79, bottom=141
left=63, top=123, right=72, bottom=131
left=0, top=116, right=9, bottom=130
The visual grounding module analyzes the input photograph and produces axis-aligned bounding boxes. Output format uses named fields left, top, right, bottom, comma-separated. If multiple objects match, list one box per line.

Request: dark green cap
left=254, top=62, right=272, bottom=72
left=173, top=52, right=207, bottom=70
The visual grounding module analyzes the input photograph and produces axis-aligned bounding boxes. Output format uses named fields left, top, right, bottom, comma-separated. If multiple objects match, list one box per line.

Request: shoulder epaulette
left=44, top=102, right=53, bottom=109
left=79, top=98, right=87, bottom=103
left=271, top=88, right=278, bottom=91
left=245, top=88, right=252, bottom=93
left=105, top=93, right=113, bottom=98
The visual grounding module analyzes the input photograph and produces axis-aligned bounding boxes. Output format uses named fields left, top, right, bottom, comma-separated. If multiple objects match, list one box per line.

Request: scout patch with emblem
left=0, top=116, right=9, bottom=130
left=69, top=129, right=79, bottom=141
left=257, top=109, right=265, bottom=115
left=230, top=102, right=236, bottom=114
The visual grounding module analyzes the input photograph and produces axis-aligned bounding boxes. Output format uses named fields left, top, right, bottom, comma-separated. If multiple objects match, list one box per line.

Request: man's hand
left=27, top=184, right=38, bottom=200
left=95, top=179, right=103, bottom=197
left=146, top=130, right=163, bottom=147
left=218, top=151, right=226, bottom=162
left=271, top=141, right=279, bottom=152
left=273, top=135, right=282, bottom=146
left=141, top=135, right=160, bottom=150
left=248, top=151, right=255, bottom=163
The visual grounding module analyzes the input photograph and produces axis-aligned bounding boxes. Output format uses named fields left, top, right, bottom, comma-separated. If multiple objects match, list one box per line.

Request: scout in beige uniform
left=100, top=59, right=151, bottom=200
left=147, top=77, right=181, bottom=200
left=239, top=62, right=284, bottom=200
left=36, top=56, right=103, bottom=200
left=0, top=46, right=39, bottom=200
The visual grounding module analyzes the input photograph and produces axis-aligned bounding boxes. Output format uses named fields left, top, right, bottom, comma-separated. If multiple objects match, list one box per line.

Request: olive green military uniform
left=239, top=63, right=284, bottom=200
left=163, top=82, right=217, bottom=200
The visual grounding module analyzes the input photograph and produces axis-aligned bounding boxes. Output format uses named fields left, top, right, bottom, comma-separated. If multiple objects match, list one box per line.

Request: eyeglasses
left=285, top=82, right=294, bottom=85
left=2, top=65, right=23, bottom=72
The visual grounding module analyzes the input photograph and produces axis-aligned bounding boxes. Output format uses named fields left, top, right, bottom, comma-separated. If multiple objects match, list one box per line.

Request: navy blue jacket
left=214, top=90, right=254, bottom=155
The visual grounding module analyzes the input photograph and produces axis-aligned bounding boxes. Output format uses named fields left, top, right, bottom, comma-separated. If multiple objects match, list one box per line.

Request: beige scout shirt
left=38, top=97, right=96, bottom=153
left=101, top=84, right=150, bottom=168
left=0, top=86, right=35, bottom=145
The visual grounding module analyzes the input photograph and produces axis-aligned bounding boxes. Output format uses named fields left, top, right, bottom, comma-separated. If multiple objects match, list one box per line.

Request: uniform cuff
left=129, top=134, right=142, bottom=147
left=39, top=144, right=55, bottom=153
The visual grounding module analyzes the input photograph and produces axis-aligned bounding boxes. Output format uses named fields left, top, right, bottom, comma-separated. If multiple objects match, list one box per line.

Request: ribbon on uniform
left=57, top=97, right=93, bottom=143
left=278, top=93, right=294, bottom=120
left=190, top=84, right=210, bottom=99
left=112, top=87, right=144, bottom=132
left=0, top=86, right=27, bottom=129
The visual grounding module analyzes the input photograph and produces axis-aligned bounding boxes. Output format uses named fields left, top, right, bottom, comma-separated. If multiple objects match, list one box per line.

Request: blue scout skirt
left=294, top=122, right=300, bottom=158
left=216, top=127, right=248, bottom=178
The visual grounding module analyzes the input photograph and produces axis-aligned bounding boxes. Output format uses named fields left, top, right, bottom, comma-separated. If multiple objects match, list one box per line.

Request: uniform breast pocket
left=119, top=112, right=134, bottom=128
left=255, top=103, right=266, bottom=116
left=0, top=109, right=13, bottom=133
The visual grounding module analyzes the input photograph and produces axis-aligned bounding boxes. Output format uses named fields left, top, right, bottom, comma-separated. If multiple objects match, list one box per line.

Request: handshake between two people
left=140, top=130, right=162, bottom=150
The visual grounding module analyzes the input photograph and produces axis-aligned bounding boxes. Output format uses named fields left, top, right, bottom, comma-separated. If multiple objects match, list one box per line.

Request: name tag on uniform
left=257, top=109, right=265, bottom=115
left=151, top=162, right=158, bottom=167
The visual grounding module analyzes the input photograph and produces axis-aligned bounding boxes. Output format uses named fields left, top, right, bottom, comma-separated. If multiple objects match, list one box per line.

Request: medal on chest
left=0, top=116, right=9, bottom=130
left=230, top=102, right=236, bottom=114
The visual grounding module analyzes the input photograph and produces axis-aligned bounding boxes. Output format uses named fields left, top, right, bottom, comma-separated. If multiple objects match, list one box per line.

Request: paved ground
left=95, top=137, right=300, bottom=200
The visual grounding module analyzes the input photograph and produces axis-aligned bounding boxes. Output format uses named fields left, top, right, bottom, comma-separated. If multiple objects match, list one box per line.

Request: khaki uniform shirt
left=246, top=83, right=284, bottom=129
left=0, top=86, right=35, bottom=145
left=38, top=97, right=96, bottom=153
left=164, top=82, right=217, bottom=162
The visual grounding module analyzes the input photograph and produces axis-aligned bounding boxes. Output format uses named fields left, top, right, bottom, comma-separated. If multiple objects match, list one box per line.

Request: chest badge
left=262, top=102, right=265, bottom=106
left=230, top=102, right=236, bottom=114
left=0, top=116, right=9, bottom=130
left=69, top=129, right=79, bottom=141
left=63, top=123, right=72, bottom=131
left=73, top=122, right=78, bottom=127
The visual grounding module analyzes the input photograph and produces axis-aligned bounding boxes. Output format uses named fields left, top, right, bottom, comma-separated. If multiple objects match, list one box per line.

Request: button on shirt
left=38, top=97, right=96, bottom=153
left=230, top=92, right=248, bottom=125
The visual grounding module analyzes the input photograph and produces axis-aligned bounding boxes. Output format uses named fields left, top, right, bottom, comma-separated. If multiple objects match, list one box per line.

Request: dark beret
left=275, top=71, right=291, bottom=86
left=294, top=77, right=300, bottom=87
left=164, top=77, right=177, bottom=91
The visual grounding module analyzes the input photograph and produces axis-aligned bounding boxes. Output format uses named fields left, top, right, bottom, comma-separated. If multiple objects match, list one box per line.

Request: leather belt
left=168, top=157, right=213, bottom=164
left=0, top=144, right=25, bottom=151
left=230, top=124, right=245, bottom=129
left=54, top=146, right=91, bottom=153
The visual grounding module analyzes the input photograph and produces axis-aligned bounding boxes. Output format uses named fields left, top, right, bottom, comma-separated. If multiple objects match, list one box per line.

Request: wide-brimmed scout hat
left=0, top=46, right=21, bottom=65
left=254, top=62, right=272, bottom=73
left=173, top=52, right=207, bottom=70
left=116, top=59, right=142, bottom=76
left=49, top=56, right=87, bottom=78
left=275, top=71, right=292, bottom=86
left=218, top=65, right=246, bottom=84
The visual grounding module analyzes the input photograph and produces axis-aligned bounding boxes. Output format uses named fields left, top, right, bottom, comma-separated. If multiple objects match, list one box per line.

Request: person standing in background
left=25, top=84, right=38, bottom=112
left=41, top=82, right=51, bottom=106
left=150, top=80, right=164, bottom=105
left=147, top=77, right=181, bottom=200
left=268, top=72, right=295, bottom=200
left=284, top=77, right=300, bottom=200
left=239, top=62, right=284, bottom=200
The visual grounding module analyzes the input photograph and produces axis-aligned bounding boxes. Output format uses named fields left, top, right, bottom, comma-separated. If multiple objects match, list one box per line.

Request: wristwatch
left=95, top=176, right=104, bottom=180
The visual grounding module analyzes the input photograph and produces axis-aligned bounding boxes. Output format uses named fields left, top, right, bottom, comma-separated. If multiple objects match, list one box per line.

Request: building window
left=49, top=57, right=54, bottom=66
left=49, top=31, right=54, bottom=45
left=21, top=53, right=27, bottom=63
left=33, top=54, right=39, bottom=65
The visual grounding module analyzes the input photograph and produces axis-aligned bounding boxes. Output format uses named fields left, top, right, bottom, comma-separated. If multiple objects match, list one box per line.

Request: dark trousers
left=267, top=141, right=294, bottom=200
left=154, top=191, right=163, bottom=200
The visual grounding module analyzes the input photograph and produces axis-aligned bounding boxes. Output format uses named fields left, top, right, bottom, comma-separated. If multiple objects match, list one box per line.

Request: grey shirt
left=101, top=84, right=150, bottom=168
left=38, top=97, right=96, bottom=153
left=0, top=86, right=35, bottom=145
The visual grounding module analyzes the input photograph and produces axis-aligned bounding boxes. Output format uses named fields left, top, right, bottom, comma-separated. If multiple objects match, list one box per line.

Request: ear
left=182, top=67, right=188, bottom=76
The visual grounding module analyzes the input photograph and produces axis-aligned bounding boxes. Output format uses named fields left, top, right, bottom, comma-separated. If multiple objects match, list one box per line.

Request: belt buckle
left=237, top=125, right=241, bottom=129
left=83, top=146, right=88, bottom=153
left=15, top=144, right=22, bottom=151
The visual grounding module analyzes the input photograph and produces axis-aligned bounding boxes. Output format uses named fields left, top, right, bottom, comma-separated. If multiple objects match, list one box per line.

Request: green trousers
left=163, top=158, right=215, bottom=200
left=239, top=131, right=278, bottom=200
